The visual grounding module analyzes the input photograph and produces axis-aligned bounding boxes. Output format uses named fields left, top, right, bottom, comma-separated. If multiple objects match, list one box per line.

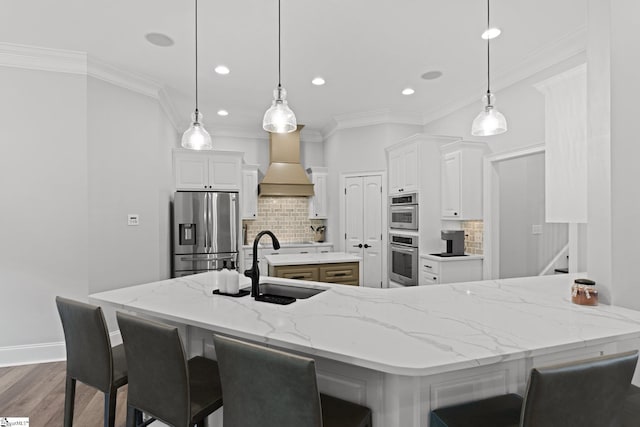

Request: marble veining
left=90, top=273, right=640, bottom=376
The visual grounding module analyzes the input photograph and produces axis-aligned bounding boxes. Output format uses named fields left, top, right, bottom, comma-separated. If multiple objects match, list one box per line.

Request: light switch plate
left=531, top=224, right=543, bottom=235
left=128, top=214, right=140, bottom=226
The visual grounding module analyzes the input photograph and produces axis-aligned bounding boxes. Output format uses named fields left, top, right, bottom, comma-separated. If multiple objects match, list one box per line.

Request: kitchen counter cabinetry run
left=271, top=262, right=359, bottom=286
left=265, top=252, right=361, bottom=286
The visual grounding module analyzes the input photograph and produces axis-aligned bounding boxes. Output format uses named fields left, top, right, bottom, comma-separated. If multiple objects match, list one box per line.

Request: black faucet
left=244, top=230, right=280, bottom=298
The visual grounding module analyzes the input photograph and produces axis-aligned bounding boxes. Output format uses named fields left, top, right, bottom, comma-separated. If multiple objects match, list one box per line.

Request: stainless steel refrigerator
left=172, top=191, right=239, bottom=277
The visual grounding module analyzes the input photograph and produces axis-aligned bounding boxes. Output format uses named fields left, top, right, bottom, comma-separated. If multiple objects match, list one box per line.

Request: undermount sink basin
left=259, top=282, right=327, bottom=299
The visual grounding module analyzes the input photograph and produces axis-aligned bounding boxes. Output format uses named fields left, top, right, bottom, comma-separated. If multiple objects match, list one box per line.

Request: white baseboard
left=0, top=330, right=122, bottom=368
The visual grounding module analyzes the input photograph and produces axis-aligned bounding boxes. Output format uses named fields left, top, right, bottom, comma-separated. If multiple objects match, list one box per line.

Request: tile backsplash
left=243, top=197, right=325, bottom=245
left=462, top=220, right=483, bottom=255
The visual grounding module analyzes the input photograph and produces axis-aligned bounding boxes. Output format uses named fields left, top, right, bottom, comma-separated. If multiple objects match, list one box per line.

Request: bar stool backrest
left=521, top=350, right=639, bottom=426
left=56, top=296, right=113, bottom=393
left=117, top=312, right=190, bottom=427
left=213, top=334, right=323, bottom=427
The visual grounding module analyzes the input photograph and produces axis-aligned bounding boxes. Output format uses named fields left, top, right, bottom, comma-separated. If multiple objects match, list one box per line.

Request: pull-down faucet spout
left=244, top=230, right=280, bottom=297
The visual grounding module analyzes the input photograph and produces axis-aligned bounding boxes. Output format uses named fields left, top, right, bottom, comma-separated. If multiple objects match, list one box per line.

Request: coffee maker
left=440, top=230, right=465, bottom=256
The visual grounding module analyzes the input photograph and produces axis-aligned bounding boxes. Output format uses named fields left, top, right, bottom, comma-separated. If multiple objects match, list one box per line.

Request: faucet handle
left=244, top=268, right=253, bottom=278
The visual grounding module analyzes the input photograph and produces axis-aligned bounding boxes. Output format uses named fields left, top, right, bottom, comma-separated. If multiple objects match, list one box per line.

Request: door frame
left=339, top=170, right=387, bottom=287
left=483, top=143, right=545, bottom=279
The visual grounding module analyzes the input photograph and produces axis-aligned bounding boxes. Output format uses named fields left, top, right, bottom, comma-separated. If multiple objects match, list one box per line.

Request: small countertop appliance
left=433, top=230, right=466, bottom=257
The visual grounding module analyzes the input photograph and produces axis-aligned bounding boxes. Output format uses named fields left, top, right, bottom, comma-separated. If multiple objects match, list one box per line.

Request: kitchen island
left=265, top=252, right=361, bottom=286
left=90, top=274, right=640, bottom=427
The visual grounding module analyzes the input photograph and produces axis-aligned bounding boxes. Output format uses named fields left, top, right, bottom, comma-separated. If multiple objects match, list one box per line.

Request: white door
left=345, top=175, right=383, bottom=287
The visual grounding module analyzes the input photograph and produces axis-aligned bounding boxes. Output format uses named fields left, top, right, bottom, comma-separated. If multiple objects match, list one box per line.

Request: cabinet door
left=319, top=263, right=359, bottom=284
left=401, top=143, right=419, bottom=192
left=209, top=154, right=241, bottom=191
left=441, top=151, right=461, bottom=218
left=311, top=173, right=328, bottom=218
left=388, top=148, right=403, bottom=194
left=174, top=153, right=210, bottom=190
left=241, top=167, right=258, bottom=219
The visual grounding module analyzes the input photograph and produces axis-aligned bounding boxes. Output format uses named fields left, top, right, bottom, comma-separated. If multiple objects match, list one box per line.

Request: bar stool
left=623, top=384, right=640, bottom=426
left=116, top=312, right=223, bottom=427
left=212, top=334, right=372, bottom=427
left=55, top=296, right=128, bottom=427
left=430, top=350, right=639, bottom=427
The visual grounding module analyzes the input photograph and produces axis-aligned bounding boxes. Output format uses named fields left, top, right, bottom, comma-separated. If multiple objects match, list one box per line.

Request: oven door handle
left=390, top=205, right=417, bottom=211
left=391, top=246, right=417, bottom=254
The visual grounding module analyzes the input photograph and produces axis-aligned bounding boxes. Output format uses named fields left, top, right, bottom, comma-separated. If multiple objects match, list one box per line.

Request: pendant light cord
left=486, top=0, right=491, bottom=95
left=278, top=0, right=282, bottom=89
left=195, top=0, right=200, bottom=114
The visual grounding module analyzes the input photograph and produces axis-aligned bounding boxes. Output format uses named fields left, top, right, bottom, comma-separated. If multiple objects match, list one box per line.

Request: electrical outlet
left=531, top=224, right=542, bottom=235
left=128, top=214, right=140, bottom=226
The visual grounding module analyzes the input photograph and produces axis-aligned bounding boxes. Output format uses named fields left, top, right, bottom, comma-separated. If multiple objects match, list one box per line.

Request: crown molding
left=422, top=25, right=587, bottom=125
left=533, top=62, right=587, bottom=93
left=0, top=42, right=86, bottom=74
left=322, top=109, right=424, bottom=139
left=87, top=56, right=162, bottom=99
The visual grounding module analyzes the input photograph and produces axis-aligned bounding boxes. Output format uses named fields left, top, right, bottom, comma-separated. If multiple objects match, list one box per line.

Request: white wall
left=609, top=0, right=640, bottom=309
left=324, top=123, right=423, bottom=247
left=0, top=67, right=88, bottom=352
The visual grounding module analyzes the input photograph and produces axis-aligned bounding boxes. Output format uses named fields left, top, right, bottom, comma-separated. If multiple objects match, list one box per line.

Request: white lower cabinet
left=419, top=255, right=482, bottom=285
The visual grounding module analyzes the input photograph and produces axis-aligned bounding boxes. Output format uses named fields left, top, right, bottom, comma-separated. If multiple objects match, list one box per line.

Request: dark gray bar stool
left=212, top=334, right=372, bottom=427
left=622, top=384, right=640, bottom=426
left=116, top=312, right=223, bottom=427
left=55, top=296, right=128, bottom=427
left=430, top=350, right=639, bottom=427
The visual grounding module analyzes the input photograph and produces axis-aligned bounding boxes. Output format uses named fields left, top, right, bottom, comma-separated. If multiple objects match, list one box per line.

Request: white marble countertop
left=241, top=242, right=333, bottom=249
left=89, top=273, right=640, bottom=376
left=264, top=252, right=361, bottom=266
left=420, top=253, right=484, bottom=261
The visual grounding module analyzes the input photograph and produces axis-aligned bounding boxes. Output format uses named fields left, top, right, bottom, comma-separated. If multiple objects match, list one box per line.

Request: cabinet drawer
left=319, top=263, right=359, bottom=284
left=420, top=271, right=440, bottom=285
left=272, top=265, right=319, bottom=281
left=421, top=259, right=440, bottom=274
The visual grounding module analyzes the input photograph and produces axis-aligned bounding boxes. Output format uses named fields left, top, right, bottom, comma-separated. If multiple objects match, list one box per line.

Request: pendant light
left=262, top=0, right=297, bottom=134
left=182, top=0, right=213, bottom=150
left=471, top=0, right=507, bottom=136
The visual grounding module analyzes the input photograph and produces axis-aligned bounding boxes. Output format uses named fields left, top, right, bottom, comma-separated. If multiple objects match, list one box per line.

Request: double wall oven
left=388, top=193, right=419, bottom=287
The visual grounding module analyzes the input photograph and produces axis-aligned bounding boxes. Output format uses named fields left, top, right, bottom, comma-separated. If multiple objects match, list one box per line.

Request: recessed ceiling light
left=311, top=77, right=325, bottom=86
left=145, top=33, right=174, bottom=47
left=421, top=70, right=443, bottom=80
left=217, top=110, right=229, bottom=116
left=402, top=88, right=415, bottom=96
left=481, top=28, right=501, bottom=40
left=214, top=65, right=230, bottom=75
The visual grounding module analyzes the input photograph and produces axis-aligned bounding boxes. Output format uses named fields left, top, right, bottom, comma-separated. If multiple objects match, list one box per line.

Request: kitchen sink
left=258, top=282, right=327, bottom=299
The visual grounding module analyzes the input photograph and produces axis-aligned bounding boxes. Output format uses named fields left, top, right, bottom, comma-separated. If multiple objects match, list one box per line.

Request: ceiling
left=2, top=0, right=586, bottom=134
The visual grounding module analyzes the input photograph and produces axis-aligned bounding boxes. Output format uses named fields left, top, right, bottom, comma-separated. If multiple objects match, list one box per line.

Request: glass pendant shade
left=182, top=110, right=213, bottom=150
left=263, top=86, right=297, bottom=133
left=471, top=92, right=507, bottom=136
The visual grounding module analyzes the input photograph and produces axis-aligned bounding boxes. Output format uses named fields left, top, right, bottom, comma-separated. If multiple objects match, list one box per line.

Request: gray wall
left=0, top=68, right=177, bottom=364
left=0, top=67, right=88, bottom=348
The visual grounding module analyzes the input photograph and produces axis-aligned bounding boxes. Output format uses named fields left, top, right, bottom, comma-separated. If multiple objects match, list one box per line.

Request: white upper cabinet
left=173, top=150, right=242, bottom=191
left=307, top=167, right=328, bottom=219
left=387, top=141, right=419, bottom=195
left=440, top=142, right=487, bottom=220
left=242, top=164, right=259, bottom=220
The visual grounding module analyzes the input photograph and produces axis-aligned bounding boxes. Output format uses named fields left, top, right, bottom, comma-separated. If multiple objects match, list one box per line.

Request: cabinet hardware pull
left=333, top=273, right=347, bottom=277
left=424, top=265, right=432, bottom=268
left=300, top=251, right=309, bottom=254
left=290, top=275, right=305, bottom=279
left=364, top=244, right=371, bottom=248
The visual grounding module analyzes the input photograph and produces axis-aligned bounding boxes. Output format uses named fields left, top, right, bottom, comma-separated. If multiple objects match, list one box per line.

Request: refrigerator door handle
left=230, top=193, right=237, bottom=248
left=204, top=192, right=210, bottom=250
left=180, top=255, right=232, bottom=262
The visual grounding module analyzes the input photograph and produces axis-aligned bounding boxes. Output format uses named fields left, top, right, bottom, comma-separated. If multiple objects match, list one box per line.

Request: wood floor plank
left=0, top=362, right=129, bottom=426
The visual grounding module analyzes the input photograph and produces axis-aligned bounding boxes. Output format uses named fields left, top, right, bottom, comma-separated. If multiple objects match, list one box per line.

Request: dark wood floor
left=0, top=361, right=128, bottom=426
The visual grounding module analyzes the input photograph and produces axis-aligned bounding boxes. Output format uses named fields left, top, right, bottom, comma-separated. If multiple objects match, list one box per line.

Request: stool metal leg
left=63, top=376, right=76, bottom=427
left=104, top=387, right=117, bottom=427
